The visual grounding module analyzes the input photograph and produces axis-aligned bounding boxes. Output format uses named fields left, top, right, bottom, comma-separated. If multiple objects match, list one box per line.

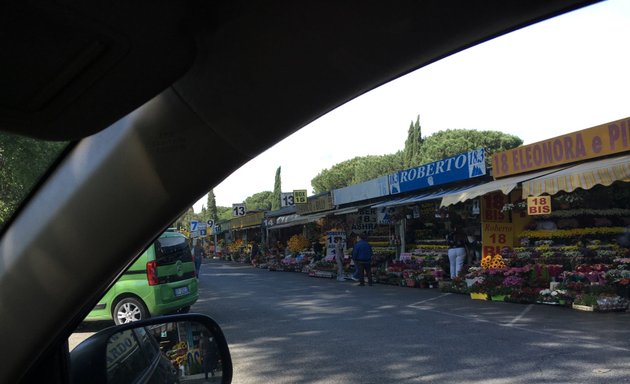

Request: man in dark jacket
left=352, top=233, right=373, bottom=286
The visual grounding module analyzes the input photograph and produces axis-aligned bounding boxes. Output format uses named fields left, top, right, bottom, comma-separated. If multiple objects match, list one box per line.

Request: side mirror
left=71, top=314, right=232, bottom=383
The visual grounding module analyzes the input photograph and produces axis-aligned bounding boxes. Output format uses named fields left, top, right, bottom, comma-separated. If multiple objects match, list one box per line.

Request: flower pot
left=572, top=303, right=595, bottom=312
left=470, top=292, right=487, bottom=300
left=466, top=277, right=481, bottom=287
left=491, top=295, right=506, bottom=302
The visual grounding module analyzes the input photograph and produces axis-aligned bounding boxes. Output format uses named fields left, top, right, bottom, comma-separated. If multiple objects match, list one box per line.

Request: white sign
left=198, top=222, right=207, bottom=236
left=280, top=192, right=295, bottom=207
left=206, top=219, right=215, bottom=227
left=325, top=231, right=346, bottom=260
left=190, top=220, right=199, bottom=232
left=232, top=204, right=246, bottom=217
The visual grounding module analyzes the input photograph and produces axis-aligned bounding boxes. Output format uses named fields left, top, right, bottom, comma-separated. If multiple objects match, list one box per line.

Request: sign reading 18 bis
left=232, top=203, right=246, bottom=217
left=527, top=196, right=552, bottom=215
left=293, top=189, right=307, bottom=204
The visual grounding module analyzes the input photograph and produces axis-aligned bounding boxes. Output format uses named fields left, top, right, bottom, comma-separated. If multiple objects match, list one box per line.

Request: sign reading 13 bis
left=293, top=190, right=307, bottom=204
left=232, top=203, right=246, bottom=217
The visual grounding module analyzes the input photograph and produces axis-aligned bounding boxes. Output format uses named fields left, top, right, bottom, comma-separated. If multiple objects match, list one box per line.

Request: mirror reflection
left=106, top=321, right=224, bottom=383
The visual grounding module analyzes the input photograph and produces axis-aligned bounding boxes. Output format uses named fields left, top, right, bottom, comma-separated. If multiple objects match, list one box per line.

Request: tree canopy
left=0, top=134, right=66, bottom=228
left=245, top=191, right=274, bottom=211
left=272, top=166, right=281, bottom=210
left=310, top=118, right=522, bottom=194
left=403, top=115, right=423, bottom=168
left=207, top=190, right=218, bottom=221
left=416, top=129, right=522, bottom=165
left=311, top=152, right=403, bottom=194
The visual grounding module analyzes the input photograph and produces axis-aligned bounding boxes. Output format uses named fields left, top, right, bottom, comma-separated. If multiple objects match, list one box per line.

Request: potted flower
left=469, top=278, right=488, bottom=300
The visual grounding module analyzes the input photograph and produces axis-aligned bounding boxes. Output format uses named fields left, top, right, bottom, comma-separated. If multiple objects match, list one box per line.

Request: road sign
left=206, top=219, right=215, bottom=227
left=280, top=192, right=295, bottom=207
left=293, top=190, right=307, bottom=204
left=233, top=204, right=246, bottom=217
left=190, top=230, right=200, bottom=238
left=214, top=225, right=221, bottom=233
left=190, top=220, right=199, bottom=231
left=198, top=222, right=207, bottom=237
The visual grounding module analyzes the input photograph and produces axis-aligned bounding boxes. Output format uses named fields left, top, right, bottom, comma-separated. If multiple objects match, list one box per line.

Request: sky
left=196, top=0, right=630, bottom=211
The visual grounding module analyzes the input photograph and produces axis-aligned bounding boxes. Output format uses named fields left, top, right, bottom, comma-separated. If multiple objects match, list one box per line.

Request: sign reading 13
left=280, top=192, right=295, bottom=207
left=232, top=203, right=246, bottom=217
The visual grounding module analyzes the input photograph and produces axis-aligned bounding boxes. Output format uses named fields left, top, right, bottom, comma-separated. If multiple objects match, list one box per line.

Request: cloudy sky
left=196, top=0, right=630, bottom=210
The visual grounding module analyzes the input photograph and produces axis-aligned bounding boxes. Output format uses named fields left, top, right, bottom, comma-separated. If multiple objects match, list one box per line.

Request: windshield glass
left=195, top=0, right=629, bottom=212
left=0, top=132, right=67, bottom=232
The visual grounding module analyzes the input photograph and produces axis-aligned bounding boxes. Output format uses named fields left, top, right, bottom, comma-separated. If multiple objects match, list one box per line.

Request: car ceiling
left=1, top=1, right=599, bottom=383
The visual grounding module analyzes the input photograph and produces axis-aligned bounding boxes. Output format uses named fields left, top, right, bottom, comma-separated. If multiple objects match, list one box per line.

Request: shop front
left=369, top=148, right=488, bottom=287
left=441, top=117, right=630, bottom=311
left=228, top=211, right=264, bottom=263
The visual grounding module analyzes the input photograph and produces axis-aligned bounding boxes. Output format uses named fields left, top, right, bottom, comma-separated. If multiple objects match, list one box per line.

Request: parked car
left=86, top=230, right=198, bottom=325
left=0, top=1, right=598, bottom=383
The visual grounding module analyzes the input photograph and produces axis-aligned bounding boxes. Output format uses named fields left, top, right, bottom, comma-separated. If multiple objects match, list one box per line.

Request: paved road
left=193, top=260, right=630, bottom=384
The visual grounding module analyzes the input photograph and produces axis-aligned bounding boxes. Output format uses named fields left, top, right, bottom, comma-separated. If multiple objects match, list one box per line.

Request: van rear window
left=155, top=236, right=192, bottom=265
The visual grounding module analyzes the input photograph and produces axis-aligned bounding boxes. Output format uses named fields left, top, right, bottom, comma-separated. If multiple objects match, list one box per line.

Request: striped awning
left=440, top=168, right=563, bottom=207
left=521, top=153, right=630, bottom=197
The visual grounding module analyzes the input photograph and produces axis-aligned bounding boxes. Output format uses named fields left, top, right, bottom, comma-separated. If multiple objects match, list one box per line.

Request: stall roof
left=269, top=211, right=328, bottom=230
left=333, top=204, right=372, bottom=215
left=521, top=153, right=630, bottom=197
left=440, top=168, right=563, bottom=207
left=372, top=184, right=481, bottom=208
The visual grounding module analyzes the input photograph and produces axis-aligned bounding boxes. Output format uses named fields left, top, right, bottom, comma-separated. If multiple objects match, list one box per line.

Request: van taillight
left=147, top=261, right=159, bottom=286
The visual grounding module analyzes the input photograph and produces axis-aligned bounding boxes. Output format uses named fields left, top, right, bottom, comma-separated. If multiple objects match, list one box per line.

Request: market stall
left=442, top=117, right=630, bottom=312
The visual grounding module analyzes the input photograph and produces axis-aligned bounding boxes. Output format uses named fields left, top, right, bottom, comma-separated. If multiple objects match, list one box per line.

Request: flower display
left=481, top=254, right=506, bottom=270
left=519, top=227, right=626, bottom=239
left=287, top=234, right=310, bottom=252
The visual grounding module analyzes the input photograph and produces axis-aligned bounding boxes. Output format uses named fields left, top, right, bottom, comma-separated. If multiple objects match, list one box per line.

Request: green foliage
left=272, top=166, right=281, bottom=210
left=0, top=133, right=67, bottom=228
left=403, top=115, right=423, bottom=168
left=174, top=208, right=198, bottom=230
left=311, top=152, right=403, bottom=194
left=417, top=129, right=522, bottom=165
left=207, top=190, right=218, bottom=221
left=245, top=191, right=274, bottom=211
left=217, top=206, right=232, bottom=222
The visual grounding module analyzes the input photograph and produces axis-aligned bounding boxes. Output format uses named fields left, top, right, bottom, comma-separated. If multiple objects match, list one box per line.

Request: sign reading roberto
left=389, top=149, right=486, bottom=195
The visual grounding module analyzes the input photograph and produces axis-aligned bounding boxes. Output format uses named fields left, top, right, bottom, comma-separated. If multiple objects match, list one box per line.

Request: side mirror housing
left=71, top=314, right=232, bottom=383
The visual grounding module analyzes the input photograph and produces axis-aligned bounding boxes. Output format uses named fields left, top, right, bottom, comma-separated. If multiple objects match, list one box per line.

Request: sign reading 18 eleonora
left=232, top=203, right=246, bottom=217
left=389, top=148, right=486, bottom=194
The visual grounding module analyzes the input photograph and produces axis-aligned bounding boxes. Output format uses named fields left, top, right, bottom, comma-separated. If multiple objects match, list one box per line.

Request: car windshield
left=6, top=0, right=630, bottom=382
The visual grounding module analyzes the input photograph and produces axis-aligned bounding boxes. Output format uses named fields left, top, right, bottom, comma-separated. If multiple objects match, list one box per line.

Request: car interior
left=0, top=1, right=599, bottom=383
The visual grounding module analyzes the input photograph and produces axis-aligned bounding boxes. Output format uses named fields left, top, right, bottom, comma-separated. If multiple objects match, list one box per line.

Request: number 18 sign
left=527, top=196, right=552, bottom=215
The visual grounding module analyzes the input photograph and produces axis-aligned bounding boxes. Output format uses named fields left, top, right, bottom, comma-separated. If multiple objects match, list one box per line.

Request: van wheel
left=113, top=297, right=148, bottom=325
left=178, top=306, right=191, bottom=314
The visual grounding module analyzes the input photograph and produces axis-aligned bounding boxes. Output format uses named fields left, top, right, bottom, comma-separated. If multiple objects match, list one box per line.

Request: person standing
left=199, top=334, right=219, bottom=380
left=250, top=241, right=260, bottom=265
left=193, top=241, right=204, bottom=278
left=352, top=233, right=373, bottom=286
left=447, top=226, right=467, bottom=279
left=334, top=236, right=345, bottom=281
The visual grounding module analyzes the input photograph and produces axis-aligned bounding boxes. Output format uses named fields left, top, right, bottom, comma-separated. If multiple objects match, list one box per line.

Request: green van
left=86, top=230, right=198, bottom=325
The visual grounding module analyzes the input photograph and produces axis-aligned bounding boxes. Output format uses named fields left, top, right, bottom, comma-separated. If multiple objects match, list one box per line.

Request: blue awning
left=371, top=184, right=482, bottom=208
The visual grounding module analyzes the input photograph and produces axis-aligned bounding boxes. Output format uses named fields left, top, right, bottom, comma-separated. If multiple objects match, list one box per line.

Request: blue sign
left=389, top=148, right=486, bottom=194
